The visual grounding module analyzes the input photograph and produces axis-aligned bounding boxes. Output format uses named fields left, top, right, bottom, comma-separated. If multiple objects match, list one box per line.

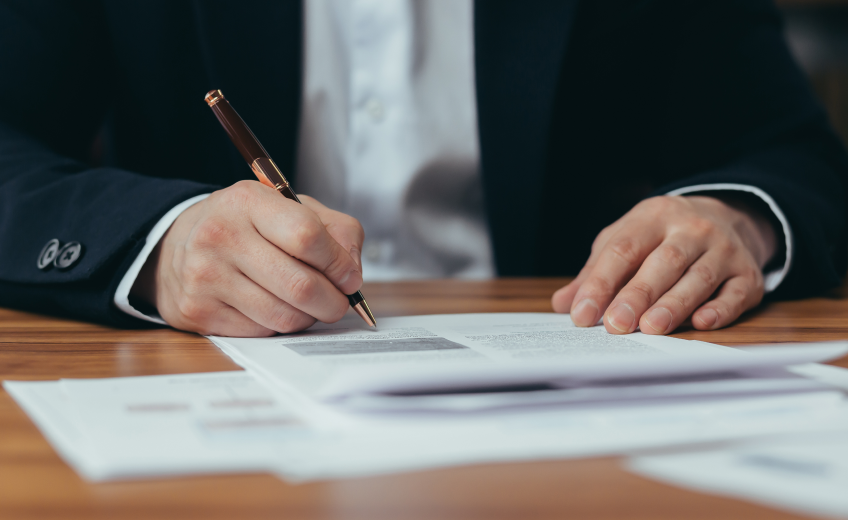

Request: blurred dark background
left=780, top=0, right=848, bottom=145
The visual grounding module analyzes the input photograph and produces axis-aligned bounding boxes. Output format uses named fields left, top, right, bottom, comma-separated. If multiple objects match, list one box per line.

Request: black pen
left=204, top=89, right=376, bottom=327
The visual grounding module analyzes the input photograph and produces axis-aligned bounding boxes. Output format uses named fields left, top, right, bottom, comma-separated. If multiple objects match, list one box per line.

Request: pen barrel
left=208, top=97, right=268, bottom=164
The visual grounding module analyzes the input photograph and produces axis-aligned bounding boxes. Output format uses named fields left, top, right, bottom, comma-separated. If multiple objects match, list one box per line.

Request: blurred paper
left=7, top=315, right=848, bottom=483
left=628, top=435, right=848, bottom=519
left=6, top=373, right=316, bottom=480
left=4, top=381, right=104, bottom=478
left=274, top=391, right=848, bottom=482
left=7, top=370, right=848, bottom=483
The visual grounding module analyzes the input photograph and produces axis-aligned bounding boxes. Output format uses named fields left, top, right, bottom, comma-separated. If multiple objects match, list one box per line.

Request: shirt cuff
left=113, top=194, right=211, bottom=324
left=664, top=183, right=793, bottom=294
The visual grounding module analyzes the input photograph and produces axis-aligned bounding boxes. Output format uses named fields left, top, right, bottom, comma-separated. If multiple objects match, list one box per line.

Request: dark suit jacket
left=0, top=0, right=846, bottom=327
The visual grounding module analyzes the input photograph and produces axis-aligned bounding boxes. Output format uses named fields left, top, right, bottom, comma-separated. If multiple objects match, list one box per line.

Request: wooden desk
left=2, top=278, right=847, bottom=520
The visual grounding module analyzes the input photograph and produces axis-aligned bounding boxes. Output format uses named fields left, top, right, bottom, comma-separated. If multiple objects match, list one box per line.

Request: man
left=0, top=0, right=845, bottom=337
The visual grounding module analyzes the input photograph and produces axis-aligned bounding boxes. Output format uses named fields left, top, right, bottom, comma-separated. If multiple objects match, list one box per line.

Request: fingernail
left=698, top=308, right=719, bottom=329
left=349, top=247, right=362, bottom=269
left=339, top=270, right=351, bottom=286
left=607, top=303, right=636, bottom=333
left=644, top=307, right=673, bottom=334
left=572, top=299, right=599, bottom=326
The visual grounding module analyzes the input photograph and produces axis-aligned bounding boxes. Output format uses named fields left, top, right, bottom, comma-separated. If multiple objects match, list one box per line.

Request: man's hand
left=132, top=181, right=364, bottom=337
left=552, top=195, right=778, bottom=334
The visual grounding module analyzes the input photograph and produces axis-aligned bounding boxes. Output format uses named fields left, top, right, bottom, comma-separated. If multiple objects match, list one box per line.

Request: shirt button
left=364, top=98, right=385, bottom=122
left=54, top=241, right=83, bottom=270
left=37, top=238, right=61, bottom=270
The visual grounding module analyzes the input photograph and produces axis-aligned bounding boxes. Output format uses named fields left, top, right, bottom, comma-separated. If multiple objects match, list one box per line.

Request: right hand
left=132, top=180, right=364, bottom=337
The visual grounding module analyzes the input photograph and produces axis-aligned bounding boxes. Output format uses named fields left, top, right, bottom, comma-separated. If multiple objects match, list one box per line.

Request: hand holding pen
left=129, top=93, right=374, bottom=336
left=204, top=89, right=375, bottom=327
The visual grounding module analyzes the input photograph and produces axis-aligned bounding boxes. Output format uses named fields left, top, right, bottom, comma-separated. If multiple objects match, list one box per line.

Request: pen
left=204, top=89, right=377, bottom=328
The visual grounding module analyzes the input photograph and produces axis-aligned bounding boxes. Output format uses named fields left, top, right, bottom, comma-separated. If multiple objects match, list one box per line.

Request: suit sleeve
left=0, top=0, right=218, bottom=326
left=655, top=0, right=848, bottom=300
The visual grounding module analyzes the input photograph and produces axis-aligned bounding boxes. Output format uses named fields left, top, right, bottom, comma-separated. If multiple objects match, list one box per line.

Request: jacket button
left=37, top=239, right=61, bottom=270
left=54, top=241, right=83, bottom=270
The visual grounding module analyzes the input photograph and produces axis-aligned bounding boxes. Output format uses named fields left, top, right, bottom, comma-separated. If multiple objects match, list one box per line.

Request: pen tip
left=353, top=300, right=377, bottom=328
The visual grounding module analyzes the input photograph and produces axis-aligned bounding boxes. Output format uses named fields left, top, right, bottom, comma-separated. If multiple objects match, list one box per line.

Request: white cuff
left=113, top=194, right=211, bottom=324
left=665, top=183, right=793, bottom=293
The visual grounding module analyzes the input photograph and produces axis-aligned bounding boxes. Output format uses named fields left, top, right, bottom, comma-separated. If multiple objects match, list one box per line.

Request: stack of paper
left=6, top=313, right=848, bottom=484
left=627, top=364, right=848, bottom=519
left=628, top=433, right=848, bottom=519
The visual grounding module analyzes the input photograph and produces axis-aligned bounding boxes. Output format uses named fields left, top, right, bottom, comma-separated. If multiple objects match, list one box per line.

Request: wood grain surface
left=2, top=278, right=847, bottom=520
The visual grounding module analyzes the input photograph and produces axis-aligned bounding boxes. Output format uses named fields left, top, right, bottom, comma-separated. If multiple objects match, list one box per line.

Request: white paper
left=209, top=313, right=848, bottom=402
left=6, top=373, right=321, bottom=481
left=276, top=392, right=848, bottom=482
left=628, top=363, right=848, bottom=519
left=8, top=370, right=848, bottom=483
left=3, top=381, right=105, bottom=479
left=628, top=435, right=848, bottom=519
left=8, top=314, right=848, bottom=484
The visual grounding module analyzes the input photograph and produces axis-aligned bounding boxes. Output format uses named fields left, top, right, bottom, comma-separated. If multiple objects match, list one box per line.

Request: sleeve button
left=37, top=239, right=61, bottom=270
left=54, top=241, right=83, bottom=270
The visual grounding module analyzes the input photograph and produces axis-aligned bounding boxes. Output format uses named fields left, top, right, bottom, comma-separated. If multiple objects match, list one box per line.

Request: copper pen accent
left=205, top=89, right=376, bottom=328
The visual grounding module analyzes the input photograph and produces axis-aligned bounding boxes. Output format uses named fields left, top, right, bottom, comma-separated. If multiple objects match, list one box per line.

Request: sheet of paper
left=209, top=313, right=848, bottom=403
left=275, top=391, right=848, bottom=482
left=628, top=434, right=848, bottom=519
left=4, top=381, right=105, bottom=479
left=8, top=370, right=848, bottom=483
left=6, top=372, right=325, bottom=481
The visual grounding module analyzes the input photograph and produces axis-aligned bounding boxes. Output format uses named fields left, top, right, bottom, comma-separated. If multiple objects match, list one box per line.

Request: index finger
left=569, top=225, right=664, bottom=327
left=250, top=187, right=363, bottom=295
left=300, top=195, right=365, bottom=269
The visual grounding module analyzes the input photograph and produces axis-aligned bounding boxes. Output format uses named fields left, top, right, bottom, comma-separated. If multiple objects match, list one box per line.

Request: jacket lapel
left=192, top=0, right=303, bottom=186
left=474, top=0, right=579, bottom=275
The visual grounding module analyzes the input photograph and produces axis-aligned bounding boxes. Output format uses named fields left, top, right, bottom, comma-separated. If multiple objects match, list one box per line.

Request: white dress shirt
left=114, top=0, right=793, bottom=324
left=296, top=0, right=493, bottom=280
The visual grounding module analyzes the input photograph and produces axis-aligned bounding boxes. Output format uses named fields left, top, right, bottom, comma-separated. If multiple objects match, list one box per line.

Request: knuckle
left=191, top=217, right=235, bottom=250
left=690, top=263, right=719, bottom=288
left=716, top=237, right=739, bottom=258
left=346, top=216, right=365, bottom=243
left=656, top=244, right=689, bottom=271
left=182, top=256, right=222, bottom=290
left=583, top=275, right=615, bottom=298
left=725, top=294, right=745, bottom=315
left=728, top=284, right=749, bottom=304
left=291, top=219, right=325, bottom=256
left=752, top=272, right=765, bottom=296
left=176, top=295, right=206, bottom=323
left=662, top=292, right=689, bottom=313
left=323, top=249, right=352, bottom=279
left=595, top=225, right=613, bottom=243
left=230, top=179, right=259, bottom=200
left=711, top=301, right=731, bottom=322
left=742, top=266, right=763, bottom=285
left=271, top=308, right=314, bottom=334
left=749, top=286, right=764, bottom=307
left=609, top=237, right=641, bottom=266
left=688, top=217, right=716, bottom=238
left=643, top=195, right=676, bottom=215
left=627, top=280, right=655, bottom=305
left=215, top=180, right=255, bottom=211
left=285, top=271, right=320, bottom=307
left=738, top=266, right=765, bottom=299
